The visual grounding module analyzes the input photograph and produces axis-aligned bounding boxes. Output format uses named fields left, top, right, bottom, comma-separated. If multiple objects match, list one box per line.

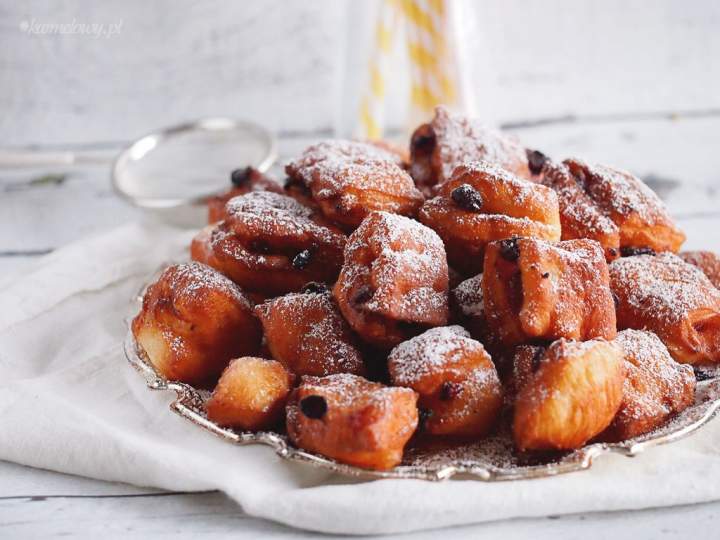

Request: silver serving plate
left=124, top=322, right=720, bottom=481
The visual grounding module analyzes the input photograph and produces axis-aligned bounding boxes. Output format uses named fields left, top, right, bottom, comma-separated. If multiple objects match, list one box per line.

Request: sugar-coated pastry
left=333, top=211, right=449, bottom=348
left=609, top=253, right=720, bottom=364
left=387, top=326, right=502, bottom=437
left=132, top=263, right=262, bottom=386
left=409, top=106, right=539, bottom=195
left=601, top=330, right=696, bottom=441
left=207, top=167, right=283, bottom=223
left=206, top=357, right=293, bottom=430
left=254, top=288, right=366, bottom=377
left=562, top=158, right=685, bottom=254
left=418, top=161, right=561, bottom=275
left=680, top=251, right=720, bottom=290
left=450, top=273, right=488, bottom=342
left=285, top=140, right=424, bottom=231
left=191, top=191, right=346, bottom=296
left=483, top=238, right=617, bottom=347
left=541, top=160, right=621, bottom=261
left=513, top=338, right=625, bottom=451
left=286, top=373, right=419, bottom=470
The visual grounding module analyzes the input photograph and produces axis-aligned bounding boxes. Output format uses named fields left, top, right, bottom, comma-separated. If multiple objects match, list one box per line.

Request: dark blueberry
left=439, top=381, right=463, bottom=401
left=526, top=149, right=548, bottom=175
left=451, top=184, right=484, bottom=212
left=292, top=249, right=312, bottom=269
left=620, top=246, right=656, bottom=257
left=499, top=238, right=520, bottom=262
left=541, top=272, right=550, bottom=279
left=300, top=395, right=328, bottom=419
left=230, top=166, right=253, bottom=187
left=694, top=367, right=714, bottom=381
left=351, top=286, right=373, bottom=306
left=411, top=128, right=436, bottom=154
left=608, top=248, right=618, bottom=258
left=300, top=281, right=329, bottom=295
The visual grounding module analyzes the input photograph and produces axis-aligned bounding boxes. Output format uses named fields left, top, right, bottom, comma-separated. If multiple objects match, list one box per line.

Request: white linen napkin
left=2, top=219, right=720, bottom=535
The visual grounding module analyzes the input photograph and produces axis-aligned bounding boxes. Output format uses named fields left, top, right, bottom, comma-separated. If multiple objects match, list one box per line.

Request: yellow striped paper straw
left=357, top=0, right=400, bottom=139
left=401, top=0, right=458, bottom=128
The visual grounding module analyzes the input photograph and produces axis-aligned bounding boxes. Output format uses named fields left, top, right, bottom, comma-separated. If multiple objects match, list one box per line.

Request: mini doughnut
left=609, top=253, right=720, bottom=364
left=387, top=326, right=503, bottom=437
left=450, top=273, right=487, bottom=342
left=483, top=238, right=617, bottom=347
left=206, top=357, right=293, bottom=430
left=409, top=105, right=539, bottom=195
left=601, top=330, right=696, bottom=441
left=563, top=158, right=685, bottom=254
left=254, top=288, right=366, bottom=377
left=286, top=373, right=419, bottom=470
left=680, top=251, right=720, bottom=289
left=207, top=167, right=283, bottom=223
left=513, top=338, right=625, bottom=451
left=333, top=211, right=450, bottom=348
left=418, top=161, right=561, bottom=275
left=285, top=140, right=424, bottom=231
left=191, top=191, right=346, bottom=296
left=541, top=160, right=621, bottom=261
left=131, top=262, right=262, bottom=386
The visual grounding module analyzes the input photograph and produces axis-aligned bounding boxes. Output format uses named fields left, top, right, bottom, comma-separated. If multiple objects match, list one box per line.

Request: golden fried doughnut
left=600, top=330, right=696, bottom=441
left=207, top=167, right=283, bottom=224
left=609, top=253, right=720, bottom=364
left=254, top=287, right=366, bottom=377
left=450, top=273, right=489, bottom=343
left=541, top=160, right=621, bottom=261
left=387, top=326, right=503, bottom=437
left=680, top=251, right=720, bottom=290
left=206, top=357, right=293, bottom=430
left=191, top=191, right=346, bottom=296
left=513, top=338, right=625, bottom=451
left=563, top=158, right=685, bottom=254
left=483, top=238, right=617, bottom=347
left=333, top=211, right=450, bottom=348
left=409, top=106, right=538, bottom=195
left=131, top=263, right=262, bottom=386
left=418, top=161, right=561, bottom=275
left=285, top=140, right=424, bottom=231
left=286, top=373, right=419, bottom=470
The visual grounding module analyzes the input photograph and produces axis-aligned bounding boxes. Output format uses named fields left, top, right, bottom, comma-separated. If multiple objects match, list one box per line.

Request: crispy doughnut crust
left=191, top=192, right=346, bottom=296
left=600, top=330, right=696, bottom=441
left=207, top=167, right=283, bottom=224
left=285, top=140, right=423, bottom=230
left=409, top=106, right=535, bottom=195
left=680, top=251, right=720, bottom=290
left=564, top=158, right=685, bottom=253
left=513, top=339, right=625, bottom=451
left=131, top=263, right=262, bottom=387
left=388, top=326, right=503, bottom=437
left=254, top=291, right=366, bottom=377
left=206, top=357, right=293, bottom=430
left=483, top=238, right=617, bottom=347
left=286, top=374, right=419, bottom=470
left=333, top=211, right=449, bottom=348
left=541, top=160, right=621, bottom=261
left=418, top=161, right=561, bottom=276
left=609, top=253, right=720, bottom=365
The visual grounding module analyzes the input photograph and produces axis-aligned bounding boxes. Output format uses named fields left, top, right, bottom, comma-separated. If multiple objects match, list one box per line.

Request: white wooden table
left=2, top=119, right=720, bottom=538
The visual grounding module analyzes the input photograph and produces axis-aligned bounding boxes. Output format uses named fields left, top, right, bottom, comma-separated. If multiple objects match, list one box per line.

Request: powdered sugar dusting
left=164, top=262, right=249, bottom=308
left=452, top=273, right=484, bottom=317
left=431, top=106, right=529, bottom=182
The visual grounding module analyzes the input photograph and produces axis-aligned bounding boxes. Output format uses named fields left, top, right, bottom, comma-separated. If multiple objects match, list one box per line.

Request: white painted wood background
left=2, top=0, right=720, bottom=538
